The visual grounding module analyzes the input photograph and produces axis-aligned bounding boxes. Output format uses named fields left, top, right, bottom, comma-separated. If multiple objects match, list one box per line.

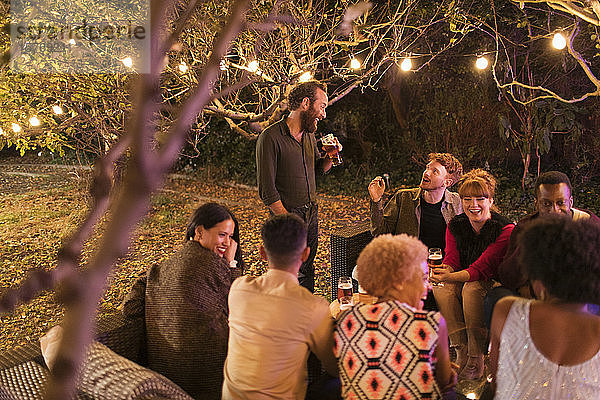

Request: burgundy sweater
left=443, top=214, right=514, bottom=281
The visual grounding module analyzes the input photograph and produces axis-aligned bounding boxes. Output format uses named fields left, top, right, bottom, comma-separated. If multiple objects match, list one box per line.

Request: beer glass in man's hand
left=338, top=276, right=353, bottom=299
left=321, top=134, right=343, bottom=166
left=428, top=248, right=444, bottom=287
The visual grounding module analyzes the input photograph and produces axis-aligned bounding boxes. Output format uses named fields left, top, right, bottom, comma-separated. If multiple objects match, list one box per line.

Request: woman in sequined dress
left=490, top=216, right=600, bottom=399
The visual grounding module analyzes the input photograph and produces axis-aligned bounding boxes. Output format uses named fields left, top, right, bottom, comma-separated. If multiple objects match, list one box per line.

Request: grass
left=4, top=160, right=599, bottom=353
left=0, top=163, right=369, bottom=351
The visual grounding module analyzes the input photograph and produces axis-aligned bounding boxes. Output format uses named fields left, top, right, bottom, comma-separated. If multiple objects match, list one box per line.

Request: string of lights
left=0, top=30, right=571, bottom=141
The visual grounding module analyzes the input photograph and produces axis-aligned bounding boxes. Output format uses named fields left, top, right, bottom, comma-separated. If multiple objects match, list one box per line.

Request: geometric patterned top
left=334, top=301, right=442, bottom=400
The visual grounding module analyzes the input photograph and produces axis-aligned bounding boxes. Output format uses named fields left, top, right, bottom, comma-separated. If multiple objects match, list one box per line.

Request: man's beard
left=300, top=108, right=319, bottom=133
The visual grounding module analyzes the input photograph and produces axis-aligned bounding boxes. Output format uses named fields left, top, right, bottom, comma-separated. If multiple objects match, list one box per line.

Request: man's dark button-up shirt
left=256, top=118, right=320, bottom=210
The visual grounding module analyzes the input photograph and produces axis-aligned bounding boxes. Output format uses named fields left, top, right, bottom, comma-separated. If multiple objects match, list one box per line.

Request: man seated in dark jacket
left=485, top=171, right=600, bottom=325
left=368, top=153, right=463, bottom=310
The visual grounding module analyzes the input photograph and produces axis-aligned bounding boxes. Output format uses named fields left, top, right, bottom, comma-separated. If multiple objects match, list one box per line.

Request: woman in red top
left=431, top=169, right=514, bottom=380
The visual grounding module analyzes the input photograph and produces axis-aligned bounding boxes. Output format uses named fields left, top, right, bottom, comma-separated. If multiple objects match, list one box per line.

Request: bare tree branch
left=492, top=20, right=600, bottom=104
left=33, top=0, right=251, bottom=397
left=224, top=116, right=260, bottom=138
left=160, top=0, right=205, bottom=56
left=513, top=0, right=600, bottom=25
left=159, top=0, right=250, bottom=167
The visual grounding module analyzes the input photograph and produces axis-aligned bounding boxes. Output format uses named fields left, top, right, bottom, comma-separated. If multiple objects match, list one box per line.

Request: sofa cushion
left=0, top=387, right=17, bottom=400
left=0, top=360, right=47, bottom=399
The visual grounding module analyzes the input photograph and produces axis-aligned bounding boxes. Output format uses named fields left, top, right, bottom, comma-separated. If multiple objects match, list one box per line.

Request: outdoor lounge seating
left=0, top=312, right=192, bottom=400
left=0, top=223, right=372, bottom=399
left=329, top=221, right=372, bottom=300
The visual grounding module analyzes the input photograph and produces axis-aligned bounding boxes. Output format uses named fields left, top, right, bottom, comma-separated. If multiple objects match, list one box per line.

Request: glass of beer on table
left=338, top=276, right=353, bottom=299
left=339, top=296, right=353, bottom=311
left=428, top=248, right=444, bottom=287
left=321, top=134, right=343, bottom=166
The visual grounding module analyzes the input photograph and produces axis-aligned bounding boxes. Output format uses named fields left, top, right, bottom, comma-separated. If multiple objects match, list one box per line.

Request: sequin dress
left=334, top=301, right=442, bottom=400
left=495, top=298, right=600, bottom=399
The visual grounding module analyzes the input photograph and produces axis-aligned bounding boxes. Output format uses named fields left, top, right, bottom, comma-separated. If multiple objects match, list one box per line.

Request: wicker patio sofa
left=0, top=222, right=373, bottom=400
left=329, top=221, right=373, bottom=300
left=0, top=311, right=193, bottom=400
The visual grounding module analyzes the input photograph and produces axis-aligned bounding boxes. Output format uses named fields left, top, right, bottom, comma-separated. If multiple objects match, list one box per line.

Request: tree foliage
left=1, top=0, right=481, bottom=157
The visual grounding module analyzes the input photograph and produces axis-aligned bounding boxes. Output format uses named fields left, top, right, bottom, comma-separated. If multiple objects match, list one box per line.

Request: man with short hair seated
left=222, top=214, right=337, bottom=400
left=485, top=170, right=600, bottom=323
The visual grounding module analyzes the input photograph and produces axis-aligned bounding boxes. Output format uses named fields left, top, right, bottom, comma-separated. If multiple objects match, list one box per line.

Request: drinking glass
left=321, top=134, right=343, bottom=166
left=339, top=296, right=353, bottom=311
left=338, top=276, right=353, bottom=299
left=428, top=248, right=444, bottom=287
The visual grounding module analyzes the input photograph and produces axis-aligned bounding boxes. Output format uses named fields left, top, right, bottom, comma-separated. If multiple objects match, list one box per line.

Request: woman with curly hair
left=334, top=234, right=456, bottom=399
left=431, top=169, right=514, bottom=380
left=490, top=216, right=600, bottom=399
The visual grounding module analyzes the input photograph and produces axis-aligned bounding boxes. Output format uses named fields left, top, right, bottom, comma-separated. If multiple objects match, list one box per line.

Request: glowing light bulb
left=400, top=57, right=412, bottom=71
left=52, top=105, right=63, bottom=115
left=552, top=32, right=566, bottom=50
left=475, top=56, right=489, bottom=70
left=0, top=127, right=4, bottom=136
left=466, top=393, right=477, bottom=400
left=350, top=57, right=361, bottom=70
left=248, top=60, right=259, bottom=73
left=178, top=61, right=188, bottom=73
left=298, top=71, right=313, bottom=82
left=11, top=123, right=21, bottom=133
left=219, top=59, right=228, bottom=71
left=29, top=116, right=40, bottom=127
left=68, top=39, right=76, bottom=45
left=122, top=57, right=133, bottom=68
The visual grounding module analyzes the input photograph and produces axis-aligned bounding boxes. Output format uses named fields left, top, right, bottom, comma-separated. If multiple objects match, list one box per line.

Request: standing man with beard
left=256, top=81, right=341, bottom=292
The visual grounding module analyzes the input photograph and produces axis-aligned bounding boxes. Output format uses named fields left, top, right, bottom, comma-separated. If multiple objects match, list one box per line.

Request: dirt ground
left=0, top=160, right=369, bottom=351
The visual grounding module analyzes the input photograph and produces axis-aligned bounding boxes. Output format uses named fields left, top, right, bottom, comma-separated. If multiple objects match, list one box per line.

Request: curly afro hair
left=518, top=215, right=600, bottom=304
left=356, top=234, right=427, bottom=298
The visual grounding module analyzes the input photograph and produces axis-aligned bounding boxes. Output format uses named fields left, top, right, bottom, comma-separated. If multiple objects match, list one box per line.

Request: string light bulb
left=29, top=116, right=41, bottom=127
left=247, top=60, right=260, bottom=73
left=400, top=57, right=412, bottom=71
left=0, top=127, right=4, bottom=136
left=465, top=393, right=477, bottom=400
left=11, top=123, right=21, bottom=133
left=298, top=71, right=313, bottom=82
left=552, top=32, right=566, bottom=49
left=475, top=56, right=489, bottom=70
left=178, top=61, right=188, bottom=73
left=219, top=59, right=228, bottom=71
left=68, top=39, right=76, bottom=45
left=121, top=57, right=133, bottom=68
left=350, top=57, right=361, bottom=70
left=52, top=105, right=63, bottom=115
